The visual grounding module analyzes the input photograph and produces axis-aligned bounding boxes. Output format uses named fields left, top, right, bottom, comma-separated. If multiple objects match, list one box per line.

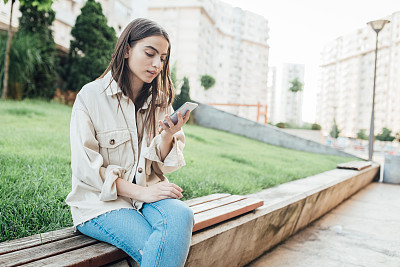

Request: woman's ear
left=124, top=44, right=131, bottom=59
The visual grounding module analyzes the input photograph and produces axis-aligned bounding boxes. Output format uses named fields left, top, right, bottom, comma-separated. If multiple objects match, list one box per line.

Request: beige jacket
left=65, top=71, right=186, bottom=227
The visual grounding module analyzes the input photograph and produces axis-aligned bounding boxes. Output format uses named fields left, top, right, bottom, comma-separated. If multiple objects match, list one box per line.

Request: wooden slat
left=191, top=195, right=246, bottom=214
left=184, top=193, right=231, bottom=207
left=192, top=197, right=264, bottom=232
left=0, top=227, right=77, bottom=255
left=0, top=235, right=99, bottom=267
left=21, top=242, right=127, bottom=267
left=337, top=161, right=372, bottom=171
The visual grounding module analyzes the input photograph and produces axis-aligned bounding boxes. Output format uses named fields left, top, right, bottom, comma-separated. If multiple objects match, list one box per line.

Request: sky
left=222, top=0, right=400, bottom=123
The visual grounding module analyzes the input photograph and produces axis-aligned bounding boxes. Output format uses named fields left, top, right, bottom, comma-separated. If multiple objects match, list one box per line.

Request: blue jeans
left=77, top=199, right=194, bottom=267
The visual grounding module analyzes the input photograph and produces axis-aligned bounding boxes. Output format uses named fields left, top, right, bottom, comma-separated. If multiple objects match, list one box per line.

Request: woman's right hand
left=140, top=181, right=183, bottom=203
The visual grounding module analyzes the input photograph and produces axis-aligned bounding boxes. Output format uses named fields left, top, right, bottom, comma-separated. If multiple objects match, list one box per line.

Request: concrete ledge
left=192, top=103, right=357, bottom=158
left=184, top=163, right=380, bottom=267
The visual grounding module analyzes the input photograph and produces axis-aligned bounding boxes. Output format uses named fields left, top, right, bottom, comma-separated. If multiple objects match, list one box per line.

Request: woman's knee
left=176, top=201, right=194, bottom=226
left=156, top=199, right=194, bottom=227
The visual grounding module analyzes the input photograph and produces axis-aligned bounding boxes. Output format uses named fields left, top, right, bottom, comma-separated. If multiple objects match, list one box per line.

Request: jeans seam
left=148, top=202, right=168, bottom=267
left=90, top=216, right=142, bottom=263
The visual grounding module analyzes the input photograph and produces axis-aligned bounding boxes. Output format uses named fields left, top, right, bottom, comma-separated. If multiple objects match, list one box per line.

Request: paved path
left=246, top=182, right=400, bottom=267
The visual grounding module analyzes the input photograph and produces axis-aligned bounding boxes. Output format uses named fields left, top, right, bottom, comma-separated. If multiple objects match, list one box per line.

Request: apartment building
left=317, top=11, right=400, bottom=137
left=0, top=0, right=147, bottom=53
left=53, top=0, right=147, bottom=53
left=266, top=66, right=277, bottom=123
left=147, top=0, right=270, bottom=121
left=0, top=1, right=20, bottom=32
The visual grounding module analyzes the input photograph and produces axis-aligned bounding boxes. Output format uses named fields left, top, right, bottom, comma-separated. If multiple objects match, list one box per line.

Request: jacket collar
left=103, top=71, right=152, bottom=110
left=103, top=71, right=122, bottom=96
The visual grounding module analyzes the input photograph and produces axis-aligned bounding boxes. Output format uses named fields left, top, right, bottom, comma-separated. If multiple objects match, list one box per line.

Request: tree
left=288, top=77, right=303, bottom=93
left=329, top=118, right=340, bottom=138
left=356, top=129, right=368, bottom=140
left=18, top=0, right=58, bottom=99
left=173, top=77, right=191, bottom=111
left=171, top=63, right=177, bottom=89
left=376, top=127, right=395, bottom=142
left=200, top=74, right=216, bottom=90
left=65, top=0, right=117, bottom=91
left=1, top=0, right=52, bottom=99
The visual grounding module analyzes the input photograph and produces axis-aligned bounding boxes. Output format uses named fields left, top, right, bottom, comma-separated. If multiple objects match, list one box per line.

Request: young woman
left=65, top=18, right=194, bottom=267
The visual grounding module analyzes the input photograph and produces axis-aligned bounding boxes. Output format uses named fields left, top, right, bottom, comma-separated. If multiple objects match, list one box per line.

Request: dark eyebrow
left=145, top=45, right=167, bottom=55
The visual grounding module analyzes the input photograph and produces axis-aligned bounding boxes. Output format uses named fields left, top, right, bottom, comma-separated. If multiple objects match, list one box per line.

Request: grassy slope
left=0, top=99, right=356, bottom=241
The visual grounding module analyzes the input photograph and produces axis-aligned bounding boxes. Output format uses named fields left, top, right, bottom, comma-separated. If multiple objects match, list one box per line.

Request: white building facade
left=52, top=0, right=147, bottom=53
left=148, top=0, right=270, bottom=121
left=0, top=1, right=20, bottom=32
left=0, top=0, right=148, bottom=53
left=317, top=11, right=400, bottom=137
left=266, top=66, right=277, bottom=123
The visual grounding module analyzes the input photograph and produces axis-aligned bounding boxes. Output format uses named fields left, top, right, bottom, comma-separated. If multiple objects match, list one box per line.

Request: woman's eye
left=161, top=57, right=166, bottom=62
left=145, top=52, right=154, bottom=57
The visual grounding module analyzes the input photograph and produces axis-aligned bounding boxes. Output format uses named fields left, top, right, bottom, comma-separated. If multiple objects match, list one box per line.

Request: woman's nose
left=152, top=57, right=162, bottom=69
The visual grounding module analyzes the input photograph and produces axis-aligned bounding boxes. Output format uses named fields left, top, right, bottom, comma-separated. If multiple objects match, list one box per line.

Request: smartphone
left=162, top=102, right=198, bottom=127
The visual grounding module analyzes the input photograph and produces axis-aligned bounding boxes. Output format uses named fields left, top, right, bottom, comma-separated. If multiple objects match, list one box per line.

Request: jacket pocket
left=96, top=129, right=133, bottom=168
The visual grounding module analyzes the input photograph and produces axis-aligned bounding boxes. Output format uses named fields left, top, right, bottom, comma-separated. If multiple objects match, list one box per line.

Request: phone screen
left=162, top=102, right=198, bottom=127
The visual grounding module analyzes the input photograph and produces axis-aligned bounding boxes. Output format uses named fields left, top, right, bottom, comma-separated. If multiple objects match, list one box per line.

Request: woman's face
left=126, top=35, right=169, bottom=87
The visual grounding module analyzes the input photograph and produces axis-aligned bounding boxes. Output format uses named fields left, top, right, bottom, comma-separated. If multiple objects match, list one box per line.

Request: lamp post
left=367, top=19, right=390, bottom=161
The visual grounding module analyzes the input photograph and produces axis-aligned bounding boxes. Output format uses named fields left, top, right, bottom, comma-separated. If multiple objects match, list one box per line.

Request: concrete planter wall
left=185, top=164, right=380, bottom=267
left=383, top=154, right=400, bottom=184
left=192, top=103, right=357, bottom=158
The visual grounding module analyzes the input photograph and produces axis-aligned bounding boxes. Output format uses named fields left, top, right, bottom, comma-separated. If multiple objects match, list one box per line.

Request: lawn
left=0, top=99, right=356, bottom=242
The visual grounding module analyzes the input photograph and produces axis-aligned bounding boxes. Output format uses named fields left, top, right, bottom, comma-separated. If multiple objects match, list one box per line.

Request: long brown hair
left=99, top=18, right=174, bottom=139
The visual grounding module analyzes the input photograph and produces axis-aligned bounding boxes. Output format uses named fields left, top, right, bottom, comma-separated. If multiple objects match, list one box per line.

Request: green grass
left=0, top=99, right=356, bottom=242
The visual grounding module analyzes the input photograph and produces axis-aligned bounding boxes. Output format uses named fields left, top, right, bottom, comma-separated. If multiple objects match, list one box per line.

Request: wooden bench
left=337, top=160, right=372, bottom=171
left=0, top=194, right=263, bottom=267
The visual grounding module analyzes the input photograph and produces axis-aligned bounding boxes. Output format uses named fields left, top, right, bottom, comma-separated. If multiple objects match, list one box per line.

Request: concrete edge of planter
left=185, top=163, right=380, bottom=267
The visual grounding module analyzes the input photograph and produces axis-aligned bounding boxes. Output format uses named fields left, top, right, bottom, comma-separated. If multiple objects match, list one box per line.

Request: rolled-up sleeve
left=143, top=129, right=186, bottom=174
left=70, top=107, right=124, bottom=202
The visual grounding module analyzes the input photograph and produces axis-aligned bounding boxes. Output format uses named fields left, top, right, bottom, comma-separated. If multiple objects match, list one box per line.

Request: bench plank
left=191, top=195, right=246, bottom=214
left=0, top=227, right=76, bottom=255
left=21, top=242, right=127, bottom=267
left=193, top=197, right=264, bottom=232
left=0, top=235, right=98, bottom=266
left=184, top=193, right=231, bottom=207
left=337, top=161, right=372, bottom=171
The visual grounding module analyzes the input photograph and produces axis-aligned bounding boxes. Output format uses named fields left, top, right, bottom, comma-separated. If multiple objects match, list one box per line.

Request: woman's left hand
left=159, top=110, right=190, bottom=141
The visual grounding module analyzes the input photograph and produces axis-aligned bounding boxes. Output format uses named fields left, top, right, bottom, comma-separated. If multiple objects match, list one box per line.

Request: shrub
left=276, top=122, right=285, bottom=128
left=200, top=74, right=216, bottom=90
left=311, top=123, right=321, bottom=130
left=0, top=33, right=42, bottom=99
left=356, top=129, right=368, bottom=140
left=376, top=127, right=395, bottom=142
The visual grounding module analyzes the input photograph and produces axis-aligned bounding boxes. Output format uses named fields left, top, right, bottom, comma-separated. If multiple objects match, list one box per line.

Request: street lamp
left=367, top=19, right=390, bottom=161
